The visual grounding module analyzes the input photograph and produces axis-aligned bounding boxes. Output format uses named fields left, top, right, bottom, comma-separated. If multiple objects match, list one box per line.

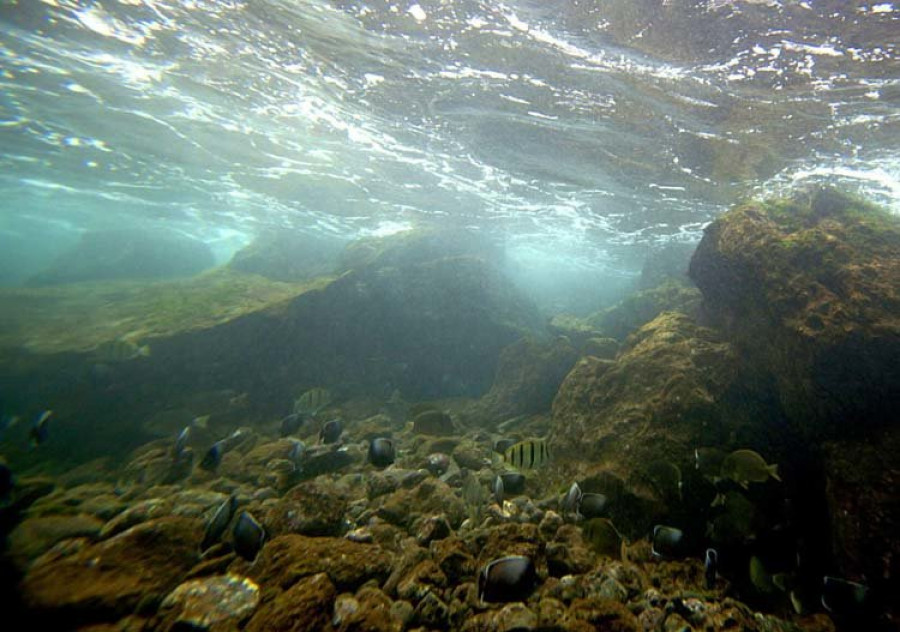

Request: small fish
left=1, top=414, right=21, bottom=437
left=191, top=414, right=210, bottom=430
left=29, top=410, right=53, bottom=447
left=461, top=471, right=488, bottom=522
left=704, top=548, right=718, bottom=589
left=293, top=387, right=332, bottom=417
left=498, top=472, right=526, bottom=496
left=579, top=493, right=608, bottom=519
left=287, top=439, right=306, bottom=471
left=0, top=459, right=13, bottom=500
left=639, top=461, right=683, bottom=503
left=218, top=428, right=246, bottom=452
left=651, top=525, right=685, bottom=558
left=201, top=494, right=237, bottom=552
left=173, top=425, right=192, bottom=462
left=199, top=441, right=224, bottom=471
left=233, top=511, right=266, bottom=561
left=821, top=576, right=869, bottom=616
left=695, top=447, right=727, bottom=478
left=94, top=338, right=151, bottom=363
left=279, top=413, right=304, bottom=437
left=368, top=437, right=395, bottom=468
left=720, top=449, right=781, bottom=488
left=561, top=482, right=583, bottom=518
left=707, top=490, right=757, bottom=545
left=319, top=419, right=343, bottom=444
left=749, top=556, right=775, bottom=593
left=493, top=474, right=504, bottom=505
left=503, top=439, right=550, bottom=470
left=478, top=556, right=538, bottom=603
left=581, top=518, right=623, bottom=558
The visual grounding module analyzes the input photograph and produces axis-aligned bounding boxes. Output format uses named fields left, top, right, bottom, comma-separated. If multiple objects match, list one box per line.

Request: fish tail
left=769, top=463, right=781, bottom=482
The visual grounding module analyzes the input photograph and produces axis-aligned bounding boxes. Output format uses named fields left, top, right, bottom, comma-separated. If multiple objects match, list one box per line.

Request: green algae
left=0, top=268, right=336, bottom=356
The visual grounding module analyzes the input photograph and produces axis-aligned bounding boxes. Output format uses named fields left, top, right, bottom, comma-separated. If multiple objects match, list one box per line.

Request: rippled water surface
left=1, top=0, right=898, bottom=282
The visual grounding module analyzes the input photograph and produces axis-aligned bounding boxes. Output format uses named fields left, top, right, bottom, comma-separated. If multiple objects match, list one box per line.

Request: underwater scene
left=0, top=1, right=898, bottom=631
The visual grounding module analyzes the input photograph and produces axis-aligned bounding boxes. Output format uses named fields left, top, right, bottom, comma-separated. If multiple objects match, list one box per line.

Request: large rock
left=20, top=516, right=201, bottom=627
left=689, top=187, right=900, bottom=437
left=27, top=227, right=215, bottom=286
left=228, top=230, right=346, bottom=282
left=551, top=311, right=738, bottom=469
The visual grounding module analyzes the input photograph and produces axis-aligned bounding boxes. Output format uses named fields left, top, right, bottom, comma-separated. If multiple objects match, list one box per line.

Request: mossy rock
left=586, top=280, right=701, bottom=341
left=551, top=311, right=738, bottom=485
left=689, top=186, right=900, bottom=436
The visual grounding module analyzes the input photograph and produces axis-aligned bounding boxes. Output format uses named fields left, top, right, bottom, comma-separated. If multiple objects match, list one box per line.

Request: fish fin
left=768, top=463, right=781, bottom=482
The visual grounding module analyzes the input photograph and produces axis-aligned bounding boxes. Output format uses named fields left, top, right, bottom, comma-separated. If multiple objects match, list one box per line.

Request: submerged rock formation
left=27, top=227, right=215, bottom=286
left=689, top=186, right=899, bottom=438
left=551, top=310, right=738, bottom=478
left=0, top=228, right=542, bottom=463
left=227, top=229, right=346, bottom=282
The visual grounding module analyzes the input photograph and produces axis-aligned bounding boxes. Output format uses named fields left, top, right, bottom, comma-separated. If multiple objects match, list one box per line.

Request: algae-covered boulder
left=689, top=187, right=900, bottom=436
left=337, top=227, right=500, bottom=274
left=27, top=227, right=215, bottom=286
left=228, top=229, right=346, bottom=282
left=586, top=280, right=701, bottom=341
left=551, top=311, right=737, bottom=475
left=21, top=516, right=201, bottom=627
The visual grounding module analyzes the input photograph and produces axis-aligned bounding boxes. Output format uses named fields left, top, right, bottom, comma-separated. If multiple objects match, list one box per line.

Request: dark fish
left=478, top=555, right=538, bottom=603
left=233, top=511, right=266, bottom=561
left=493, top=475, right=504, bottom=505
left=821, top=576, right=869, bottom=616
left=582, top=518, right=623, bottom=558
left=651, top=525, right=685, bottom=558
left=704, top=548, right=718, bottom=589
left=579, top=493, right=608, bottom=519
left=0, top=460, right=13, bottom=501
left=561, top=482, right=582, bottom=517
left=695, top=447, right=726, bottom=478
left=319, top=419, right=343, bottom=444
left=493, top=438, right=517, bottom=454
left=199, top=442, right=223, bottom=471
left=499, top=472, right=526, bottom=495
left=424, top=453, right=451, bottom=476
left=368, top=437, right=395, bottom=468
left=749, top=556, right=775, bottom=593
left=503, top=439, right=550, bottom=470
left=201, top=494, right=237, bottom=552
left=29, top=410, right=53, bottom=447
left=279, top=413, right=304, bottom=437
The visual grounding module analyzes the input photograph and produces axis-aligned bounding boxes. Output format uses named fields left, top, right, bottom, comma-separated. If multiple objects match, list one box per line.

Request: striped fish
left=293, top=387, right=332, bottom=416
left=503, top=439, right=550, bottom=470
